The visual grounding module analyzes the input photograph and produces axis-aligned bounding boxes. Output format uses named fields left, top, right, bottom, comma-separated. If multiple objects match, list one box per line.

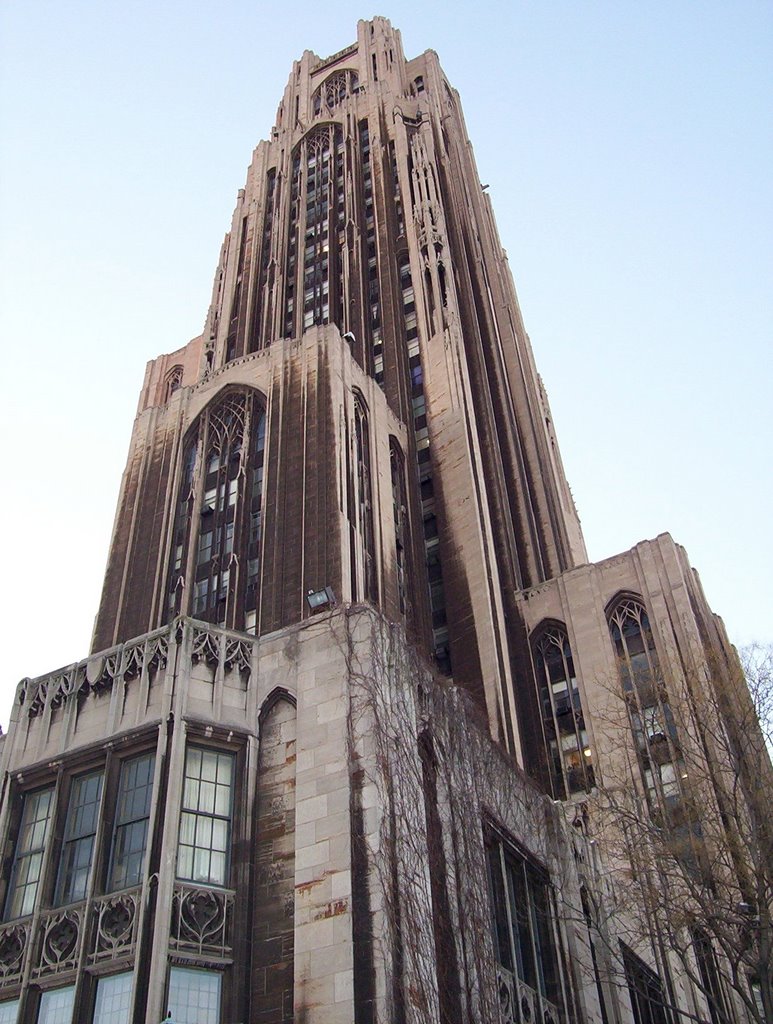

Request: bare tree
left=587, top=642, right=773, bottom=1024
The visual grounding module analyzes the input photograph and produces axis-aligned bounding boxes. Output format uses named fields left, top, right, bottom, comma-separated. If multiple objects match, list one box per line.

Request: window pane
left=6, top=787, right=54, bottom=920
left=167, top=968, right=221, bottom=1024
left=93, top=972, right=133, bottom=1024
left=177, top=748, right=233, bottom=886
left=488, top=836, right=564, bottom=1017
left=0, top=1000, right=19, bottom=1024
left=58, top=776, right=103, bottom=908
left=109, top=755, right=154, bottom=891
left=37, top=986, right=74, bottom=1024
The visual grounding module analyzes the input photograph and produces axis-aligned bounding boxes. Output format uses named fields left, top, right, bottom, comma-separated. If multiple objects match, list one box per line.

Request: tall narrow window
left=55, top=771, right=103, bottom=906
left=692, top=930, right=729, bottom=1024
left=93, top=972, right=133, bottom=1024
left=5, top=786, right=54, bottom=919
left=353, top=395, right=377, bottom=602
left=177, top=748, right=234, bottom=887
left=284, top=125, right=344, bottom=338
left=390, top=440, right=408, bottom=614
left=486, top=831, right=565, bottom=1024
left=533, top=625, right=594, bottom=798
left=108, top=753, right=155, bottom=892
left=621, top=943, right=671, bottom=1024
left=167, top=967, right=221, bottom=1024
left=166, top=389, right=267, bottom=632
left=608, top=598, right=685, bottom=815
left=398, top=252, right=450, bottom=672
left=248, top=168, right=277, bottom=353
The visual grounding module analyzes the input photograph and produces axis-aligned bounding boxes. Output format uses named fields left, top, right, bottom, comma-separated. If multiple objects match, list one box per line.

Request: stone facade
left=0, top=16, right=769, bottom=1024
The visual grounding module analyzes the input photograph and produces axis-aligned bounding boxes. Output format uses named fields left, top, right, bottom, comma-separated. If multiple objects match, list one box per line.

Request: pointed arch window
left=284, top=124, right=345, bottom=338
left=312, top=69, right=360, bottom=117
left=164, top=365, right=183, bottom=402
left=608, top=597, right=685, bottom=813
left=533, top=624, right=594, bottom=798
left=166, top=389, right=267, bottom=632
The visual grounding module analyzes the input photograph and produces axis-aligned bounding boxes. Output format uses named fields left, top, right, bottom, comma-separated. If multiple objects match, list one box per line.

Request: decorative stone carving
left=224, top=637, right=252, bottom=678
left=0, top=921, right=29, bottom=987
left=121, top=642, right=145, bottom=681
left=169, top=883, right=233, bottom=958
left=90, top=889, right=140, bottom=963
left=497, top=965, right=516, bottom=1024
left=34, top=908, right=82, bottom=977
left=192, top=628, right=220, bottom=669
left=145, top=634, right=169, bottom=674
left=21, top=666, right=85, bottom=717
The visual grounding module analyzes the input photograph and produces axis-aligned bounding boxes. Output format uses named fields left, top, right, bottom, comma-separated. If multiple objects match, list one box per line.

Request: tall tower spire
left=92, top=17, right=585, bottom=759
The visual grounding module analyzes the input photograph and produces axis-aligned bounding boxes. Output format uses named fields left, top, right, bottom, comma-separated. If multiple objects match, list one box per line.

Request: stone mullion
left=144, top=634, right=189, bottom=1024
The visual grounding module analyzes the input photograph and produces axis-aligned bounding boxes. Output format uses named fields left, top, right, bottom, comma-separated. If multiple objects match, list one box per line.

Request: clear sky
left=1, top=2, right=771, bottom=729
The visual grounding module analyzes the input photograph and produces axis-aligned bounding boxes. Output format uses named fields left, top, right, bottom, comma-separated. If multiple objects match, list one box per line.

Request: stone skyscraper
left=0, top=18, right=768, bottom=1024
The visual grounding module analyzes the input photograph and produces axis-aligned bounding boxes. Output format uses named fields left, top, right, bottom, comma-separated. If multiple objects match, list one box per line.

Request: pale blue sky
left=1, top=2, right=771, bottom=728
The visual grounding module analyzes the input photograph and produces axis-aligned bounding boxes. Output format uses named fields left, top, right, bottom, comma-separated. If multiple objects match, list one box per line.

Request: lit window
left=533, top=625, right=594, bottom=798
left=167, top=967, right=221, bottom=1024
left=5, top=787, right=53, bottom=919
left=36, top=986, right=74, bottom=1024
left=93, top=972, right=133, bottom=1024
left=177, top=748, right=234, bottom=886
left=486, top=832, right=564, bottom=1021
left=608, top=598, right=685, bottom=814
left=108, top=754, right=155, bottom=892
left=55, top=771, right=103, bottom=905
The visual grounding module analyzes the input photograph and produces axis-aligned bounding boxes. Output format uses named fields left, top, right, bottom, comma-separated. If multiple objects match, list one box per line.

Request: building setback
left=0, top=17, right=769, bottom=1024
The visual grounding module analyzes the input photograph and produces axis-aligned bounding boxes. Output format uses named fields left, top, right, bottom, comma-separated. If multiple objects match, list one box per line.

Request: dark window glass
left=487, top=833, right=565, bottom=1020
left=108, top=753, right=155, bottom=891
left=5, top=787, right=54, bottom=919
left=56, top=771, right=103, bottom=905
left=621, top=943, right=671, bottom=1024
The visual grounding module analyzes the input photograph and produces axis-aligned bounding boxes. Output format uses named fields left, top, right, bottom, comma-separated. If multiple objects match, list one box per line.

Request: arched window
left=166, top=389, right=267, bottom=632
left=283, top=125, right=345, bottom=338
left=311, top=69, right=360, bottom=117
left=164, top=365, right=183, bottom=402
left=607, top=597, right=685, bottom=813
left=533, top=624, right=594, bottom=798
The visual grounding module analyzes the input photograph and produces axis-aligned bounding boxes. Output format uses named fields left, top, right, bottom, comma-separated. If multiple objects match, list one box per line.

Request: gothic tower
left=92, top=17, right=585, bottom=766
left=1, top=19, right=768, bottom=1024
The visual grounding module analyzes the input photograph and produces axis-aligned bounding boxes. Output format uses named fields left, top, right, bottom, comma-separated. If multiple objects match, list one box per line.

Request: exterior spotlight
left=306, top=586, right=336, bottom=611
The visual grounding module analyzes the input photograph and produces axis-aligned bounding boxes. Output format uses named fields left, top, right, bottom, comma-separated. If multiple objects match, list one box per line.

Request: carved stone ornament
left=170, top=883, right=233, bottom=958
left=35, top=908, right=82, bottom=977
left=192, top=628, right=221, bottom=669
left=224, top=637, right=252, bottom=678
left=497, top=965, right=517, bottom=1024
left=90, top=889, right=140, bottom=962
left=0, top=921, right=29, bottom=986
